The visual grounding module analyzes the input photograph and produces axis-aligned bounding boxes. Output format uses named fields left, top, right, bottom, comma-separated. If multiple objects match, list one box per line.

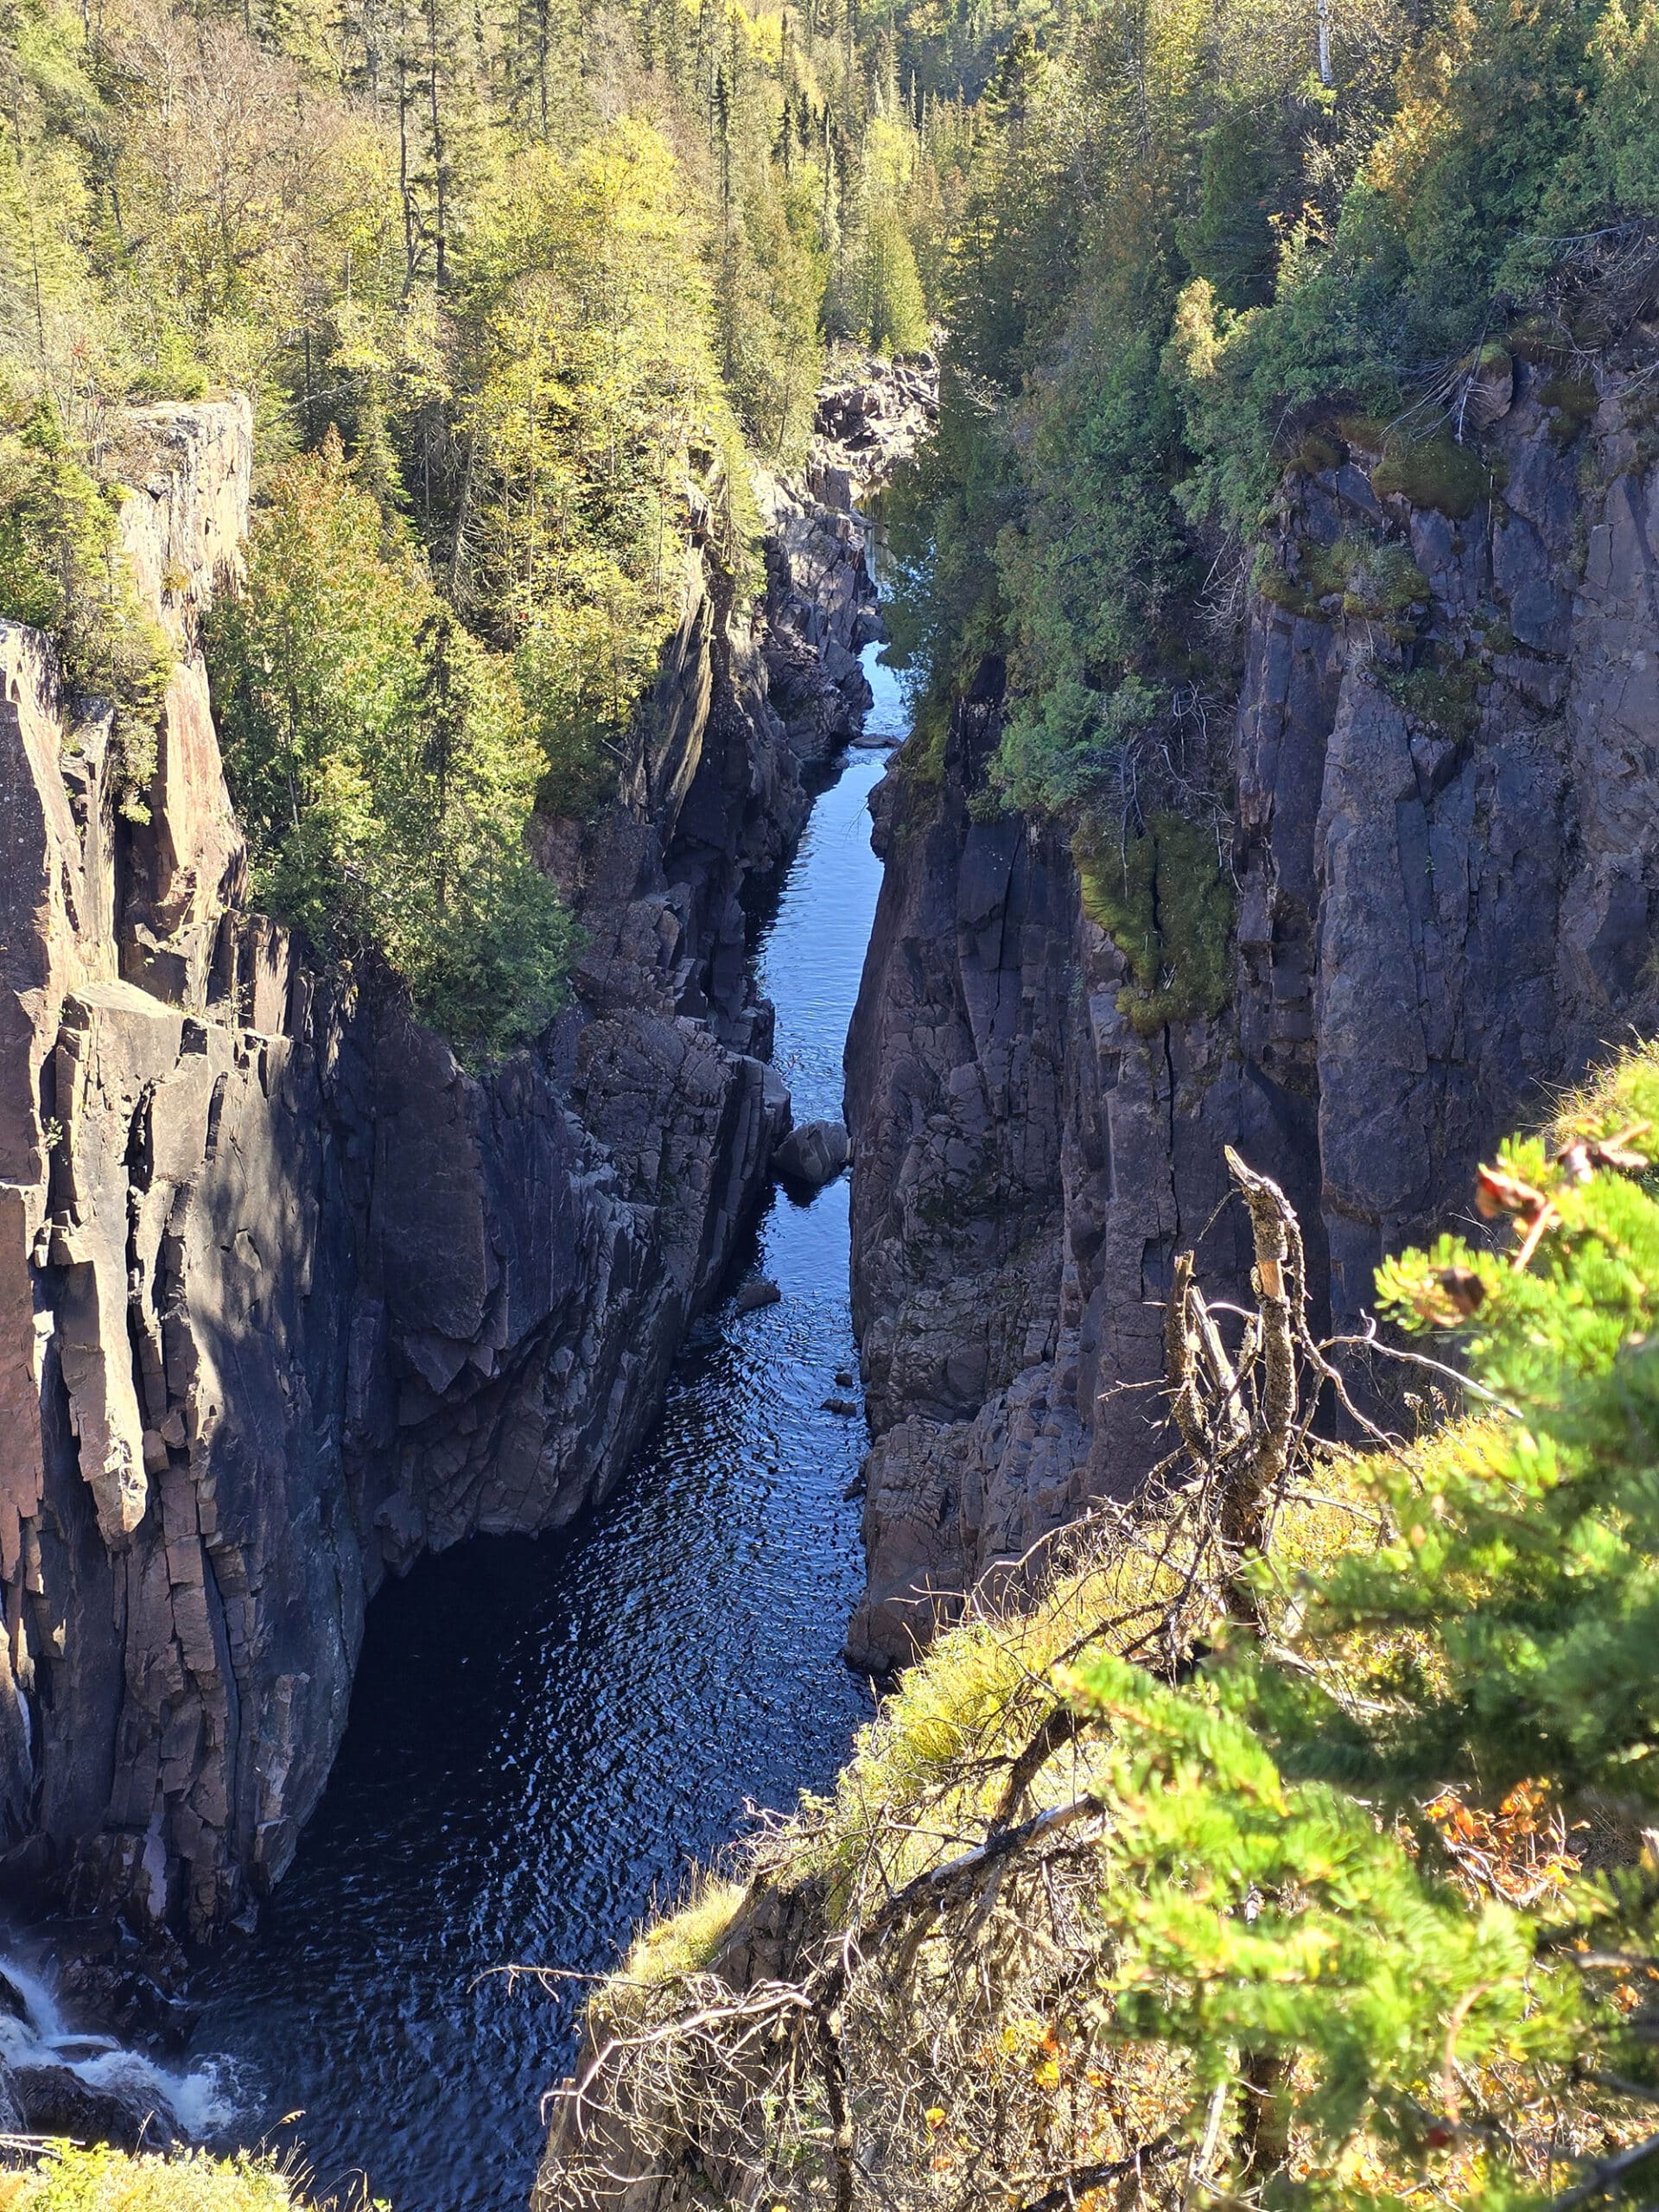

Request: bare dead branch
left=1011, top=2136, right=1177, bottom=2212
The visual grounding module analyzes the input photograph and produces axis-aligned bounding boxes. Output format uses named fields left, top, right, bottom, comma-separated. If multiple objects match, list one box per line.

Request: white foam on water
left=0, top=1946, right=240, bottom=2139
left=0, top=1956, right=67, bottom=2041
left=74, top=2047, right=241, bottom=2138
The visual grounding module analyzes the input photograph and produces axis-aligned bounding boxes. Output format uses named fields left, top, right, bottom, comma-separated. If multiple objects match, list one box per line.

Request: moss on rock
left=1071, top=810, right=1233, bottom=1037
left=1370, top=430, right=1493, bottom=518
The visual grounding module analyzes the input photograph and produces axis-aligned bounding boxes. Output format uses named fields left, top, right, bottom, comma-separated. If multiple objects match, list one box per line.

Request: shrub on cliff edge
left=547, top=1037, right=1659, bottom=2211
left=0, top=391, right=172, bottom=819
left=0, top=2149, right=319, bottom=2212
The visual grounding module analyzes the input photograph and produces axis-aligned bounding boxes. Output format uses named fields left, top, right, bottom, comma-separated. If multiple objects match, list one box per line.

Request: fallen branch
left=1012, top=2135, right=1177, bottom=2212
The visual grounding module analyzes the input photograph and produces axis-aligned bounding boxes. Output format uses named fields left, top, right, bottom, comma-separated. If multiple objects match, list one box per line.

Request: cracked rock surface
left=0, top=392, right=890, bottom=1936
left=845, top=356, right=1659, bottom=1672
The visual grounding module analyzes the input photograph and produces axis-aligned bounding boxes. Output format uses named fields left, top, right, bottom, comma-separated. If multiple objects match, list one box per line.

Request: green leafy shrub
left=0, top=392, right=171, bottom=817
left=1255, top=524, right=1433, bottom=626
left=995, top=673, right=1162, bottom=816
left=1251, top=549, right=1319, bottom=618
left=996, top=319, right=1192, bottom=785
left=1300, top=533, right=1431, bottom=618
left=207, top=432, right=575, bottom=1060
left=1381, top=648, right=1484, bottom=739
left=889, top=690, right=950, bottom=798
left=125, top=327, right=211, bottom=403
left=2, top=2147, right=308, bottom=2212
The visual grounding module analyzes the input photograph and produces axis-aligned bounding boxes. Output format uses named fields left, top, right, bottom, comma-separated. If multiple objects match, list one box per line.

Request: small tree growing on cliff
left=0, top=388, right=173, bottom=817
left=207, top=429, right=574, bottom=1057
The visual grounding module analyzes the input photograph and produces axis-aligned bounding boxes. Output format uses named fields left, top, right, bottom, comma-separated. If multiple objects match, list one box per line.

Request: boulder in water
left=63, top=1966, right=197, bottom=2052
left=734, top=1278, right=782, bottom=1313
left=13, top=2060, right=176, bottom=2150
left=53, top=1920, right=197, bottom=2050
left=773, top=1120, right=850, bottom=1188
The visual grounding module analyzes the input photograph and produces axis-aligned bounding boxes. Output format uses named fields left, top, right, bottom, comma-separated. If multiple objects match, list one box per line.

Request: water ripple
left=187, top=747, right=891, bottom=2212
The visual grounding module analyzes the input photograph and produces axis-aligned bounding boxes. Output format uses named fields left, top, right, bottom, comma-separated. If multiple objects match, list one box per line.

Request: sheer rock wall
left=845, top=355, right=1659, bottom=1669
left=0, top=398, right=880, bottom=1935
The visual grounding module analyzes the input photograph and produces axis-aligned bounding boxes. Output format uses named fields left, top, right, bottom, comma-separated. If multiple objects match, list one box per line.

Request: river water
left=179, top=654, right=906, bottom=2212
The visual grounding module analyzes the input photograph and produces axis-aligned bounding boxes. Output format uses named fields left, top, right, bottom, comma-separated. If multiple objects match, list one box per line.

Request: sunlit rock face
left=0, top=389, right=889, bottom=1937
left=845, top=357, right=1659, bottom=1674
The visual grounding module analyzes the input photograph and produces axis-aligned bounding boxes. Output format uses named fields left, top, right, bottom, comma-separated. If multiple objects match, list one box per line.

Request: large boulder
left=11, top=2061, right=176, bottom=2150
left=773, top=1119, right=850, bottom=1188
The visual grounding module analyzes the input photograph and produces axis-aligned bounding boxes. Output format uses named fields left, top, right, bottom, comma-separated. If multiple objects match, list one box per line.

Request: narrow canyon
left=0, top=365, right=930, bottom=1952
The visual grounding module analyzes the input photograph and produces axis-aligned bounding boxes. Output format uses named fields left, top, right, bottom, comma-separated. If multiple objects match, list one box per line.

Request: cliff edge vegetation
left=0, top=0, right=951, bottom=1050
left=0, top=2148, right=338, bottom=2212
left=541, top=1034, right=1659, bottom=2212
left=881, top=0, right=1659, bottom=878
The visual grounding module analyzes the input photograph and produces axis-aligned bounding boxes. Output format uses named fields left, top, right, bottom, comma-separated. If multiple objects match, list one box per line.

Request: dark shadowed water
left=185, top=732, right=895, bottom=2212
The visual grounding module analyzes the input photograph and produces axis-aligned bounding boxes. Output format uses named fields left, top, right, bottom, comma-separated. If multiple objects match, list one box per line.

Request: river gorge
left=6, top=326, right=1659, bottom=2212
left=181, top=691, right=905, bottom=2212
left=0, top=415, right=919, bottom=2201
left=10, top=7, right=1659, bottom=2202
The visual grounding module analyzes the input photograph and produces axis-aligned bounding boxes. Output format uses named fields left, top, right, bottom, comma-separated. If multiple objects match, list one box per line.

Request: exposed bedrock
left=0, top=390, right=891, bottom=1936
left=845, top=354, right=1659, bottom=1671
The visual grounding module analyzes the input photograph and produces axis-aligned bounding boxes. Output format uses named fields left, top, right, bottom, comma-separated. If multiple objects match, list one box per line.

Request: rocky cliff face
left=0, top=399, right=881, bottom=1936
left=845, top=353, right=1659, bottom=1669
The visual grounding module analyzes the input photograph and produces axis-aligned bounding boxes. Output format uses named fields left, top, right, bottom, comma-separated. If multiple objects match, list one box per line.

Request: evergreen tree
left=206, top=431, right=573, bottom=1056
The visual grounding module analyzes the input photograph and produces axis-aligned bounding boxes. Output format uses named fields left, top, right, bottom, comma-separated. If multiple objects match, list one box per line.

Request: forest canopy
left=12, top=0, right=1659, bottom=1048
left=0, top=0, right=956, bottom=1049
left=879, top=0, right=1659, bottom=827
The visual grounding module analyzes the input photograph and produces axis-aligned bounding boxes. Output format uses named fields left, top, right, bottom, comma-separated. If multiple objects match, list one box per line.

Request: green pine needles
left=1065, top=1652, right=1551, bottom=2187
left=1058, top=1042, right=1659, bottom=2205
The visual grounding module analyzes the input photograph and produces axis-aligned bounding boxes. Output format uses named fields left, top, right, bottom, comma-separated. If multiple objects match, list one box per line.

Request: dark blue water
left=186, top=739, right=893, bottom=2212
